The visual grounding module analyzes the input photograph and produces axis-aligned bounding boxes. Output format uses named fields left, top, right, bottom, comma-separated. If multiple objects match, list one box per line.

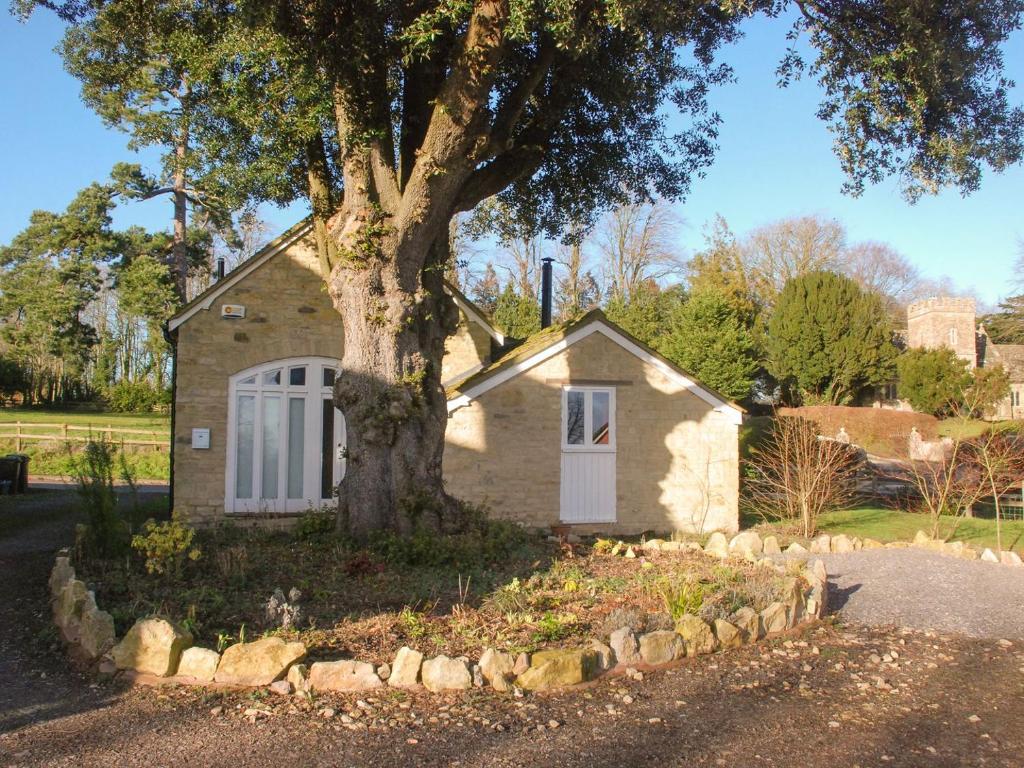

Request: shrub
left=132, top=518, right=202, bottom=577
left=368, top=517, right=530, bottom=570
left=896, top=347, right=972, bottom=416
left=73, top=439, right=128, bottom=558
left=658, top=576, right=706, bottom=620
left=105, top=380, right=169, bottom=413
left=293, top=507, right=337, bottom=541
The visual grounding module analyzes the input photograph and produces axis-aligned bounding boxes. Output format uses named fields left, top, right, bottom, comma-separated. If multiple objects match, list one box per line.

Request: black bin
left=8, top=454, right=29, bottom=493
left=0, top=457, right=21, bottom=495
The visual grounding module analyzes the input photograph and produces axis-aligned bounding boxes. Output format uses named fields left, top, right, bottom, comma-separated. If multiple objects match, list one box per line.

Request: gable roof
left=989, top=342, right=1024, bottom=381
left=446, top=309, right=744, bottom=424
left=167, top=219, right=505, bottom=344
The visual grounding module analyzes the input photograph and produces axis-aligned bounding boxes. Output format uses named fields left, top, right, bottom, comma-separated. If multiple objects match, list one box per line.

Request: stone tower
left=906, top=297, right=978, bottom=368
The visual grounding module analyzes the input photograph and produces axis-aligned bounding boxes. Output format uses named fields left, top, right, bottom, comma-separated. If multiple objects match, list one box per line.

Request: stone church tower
left=906, top=297, right=978, bottom=369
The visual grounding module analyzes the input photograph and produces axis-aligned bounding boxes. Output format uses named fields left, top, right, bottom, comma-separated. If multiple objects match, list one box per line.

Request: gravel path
left=807, top=549, right=1024, bottom=640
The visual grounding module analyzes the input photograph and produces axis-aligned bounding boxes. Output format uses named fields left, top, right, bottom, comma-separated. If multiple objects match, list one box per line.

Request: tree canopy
left=766, top=270, right=897, bottom=404
left=896, top=347, right=974, bottom=416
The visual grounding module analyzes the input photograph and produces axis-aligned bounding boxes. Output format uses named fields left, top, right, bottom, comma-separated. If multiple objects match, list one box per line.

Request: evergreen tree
left=493, top=284, right=540, bottom=339
left=659, top=289, right=759, bottom=401
left=766, top=271, right=897, bottom=404
left=982, top=295, right=1024, bottom=343
left=605, top=283, right=685, bottom=347
left=472, top=263, right=501, bottom=316
left=896, top=348, right=973, bottom=416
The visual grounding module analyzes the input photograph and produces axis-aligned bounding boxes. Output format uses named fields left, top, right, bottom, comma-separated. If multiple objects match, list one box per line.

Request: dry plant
left=743, top=415, right=866, bottom=536
left=972, top=430, right=1024, bottom=551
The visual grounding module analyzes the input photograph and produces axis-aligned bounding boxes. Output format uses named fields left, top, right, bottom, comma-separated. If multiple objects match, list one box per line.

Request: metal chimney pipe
left=540, top=257, right=554, bottom=329
left=215, top=257, right=225, bottom=280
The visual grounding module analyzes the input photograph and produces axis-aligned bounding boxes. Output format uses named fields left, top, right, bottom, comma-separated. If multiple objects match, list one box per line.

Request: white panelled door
left=559, top=387, right=616, bottom=523
left=226, top=358, right=345, bottom=514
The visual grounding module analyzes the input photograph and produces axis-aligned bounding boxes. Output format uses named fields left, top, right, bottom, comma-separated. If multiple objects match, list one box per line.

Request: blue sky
left=1, top=10, right=1021, bottom=305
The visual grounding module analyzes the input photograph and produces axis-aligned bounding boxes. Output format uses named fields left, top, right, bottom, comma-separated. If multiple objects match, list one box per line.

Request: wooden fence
left=0, top=422, right=170, bottom=450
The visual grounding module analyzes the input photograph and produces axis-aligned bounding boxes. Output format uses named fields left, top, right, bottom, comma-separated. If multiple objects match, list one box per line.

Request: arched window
left=226, top=357, right=344, bottom=514
left=949, top=327, right=958, bottom=347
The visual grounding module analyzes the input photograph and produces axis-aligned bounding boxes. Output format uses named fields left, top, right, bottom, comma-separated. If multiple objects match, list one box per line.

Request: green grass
left=0, top=407, right=168, bottom=431
left=810, top=507, right=1024, bottom=553
left=936, top=418, right=1024, bottom=440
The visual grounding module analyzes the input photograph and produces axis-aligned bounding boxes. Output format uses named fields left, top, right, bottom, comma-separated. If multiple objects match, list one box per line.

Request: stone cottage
left=167, top=220, right=743, bottom=535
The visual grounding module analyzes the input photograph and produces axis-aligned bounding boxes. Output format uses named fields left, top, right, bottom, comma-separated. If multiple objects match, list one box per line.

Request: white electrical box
left=221, top=304, right=246, bottom=319
left=191, top=428, right=211, bottom=449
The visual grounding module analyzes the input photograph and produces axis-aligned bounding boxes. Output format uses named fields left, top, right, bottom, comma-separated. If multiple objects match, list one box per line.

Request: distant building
left=879, top=297, right=1024, bottom=419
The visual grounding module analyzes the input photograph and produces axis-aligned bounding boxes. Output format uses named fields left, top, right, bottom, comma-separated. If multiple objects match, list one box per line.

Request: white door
left=560, top=387, right=616, bottom=523
left=227, top=358, right=345, bottom=514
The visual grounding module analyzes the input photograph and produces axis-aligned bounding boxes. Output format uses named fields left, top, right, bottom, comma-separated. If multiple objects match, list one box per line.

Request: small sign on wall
left=221, top=304, right=246, bottom=319
left=191, top=428, right=210, bottom=449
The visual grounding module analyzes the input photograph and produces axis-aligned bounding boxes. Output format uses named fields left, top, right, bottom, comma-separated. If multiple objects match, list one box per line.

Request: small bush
left=73, top=439, right=128, bottom=558
left=368, top=517, right=530, bottom=570
left=132, top=518, right=202, bottom=577
left=293, top=507, right=337, bottom=541
left=105, top=380, right=169, bottom=413
left=657, top=577, right=706, bottom=620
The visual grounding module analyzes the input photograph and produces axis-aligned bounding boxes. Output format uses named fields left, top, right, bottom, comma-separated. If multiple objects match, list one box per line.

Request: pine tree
left=493, top=284, right=541, bottom=339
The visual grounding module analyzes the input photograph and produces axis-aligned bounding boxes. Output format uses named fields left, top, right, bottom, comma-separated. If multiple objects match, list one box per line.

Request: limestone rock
left=512, top=652, right=530, bottom=676
left=308, top=660, right=383, bottom=692
left=287, top=663, right=309, bottom=693
left=78, top=606, right=116, bottom=661
left=269, top=679, right=292, bottom=695
left=728, top=531, right=763, bottom=557
left=785, top=542, right=808, bottom=555
left=609, top=626, right=642, bottom=666
left=703, top=531, right=729, bottom=559
left=421, top=655, right=472, bottom=692
left=214, top=637, right=306, bottom=686
left=49, top=556, right=75, bottom=599
left=913, top=530, right=931, bottom=546
left=862, top=538, right=884, bottom=549
left=641, top=539, right=664, bottom=551
left=831, top=534, right=855, bottom=553
left=1000, top=550, right=1023, bottom=567
left=762, top=535, right=782, bottom=556
left=54, top=579, right=90, bottom=640
left=388, top=646, right=423, bottom=688
left=178, top=647, right=220, bottom=682
left=517, top=648, right=599, bottom=691
left=589, top=639, right=616, bottom=671
left=478, top=648, right=515, bottom=692
left=760, top=602, right=789, bottom=635
left=731, top=607, right=762, bottom=641
left=781, top=577, right=806, bottom=627
left=638, top=630, right=685, bottom=665
left=713, top=619, right=744, bottom=650
left=377, top=662, right=392, bottom=681
left=112, top=617, right=193, bottom=677
left=674, top=614, right=716, bottom=656
left=809, top=534, right=831, bottom=554
left=981, top=548, right=1000, bottom=563
left=599, top=607, right=646, bottom=637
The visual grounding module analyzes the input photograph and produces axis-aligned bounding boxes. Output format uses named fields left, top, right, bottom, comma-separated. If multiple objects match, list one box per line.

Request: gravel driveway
left=803, top=549, right=1024, bottom=640
left=2, top=493, right=1024, bottom=767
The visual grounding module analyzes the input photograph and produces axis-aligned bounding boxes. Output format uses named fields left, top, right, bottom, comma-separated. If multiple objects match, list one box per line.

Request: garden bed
left=75, top=516, right=800, bottom=666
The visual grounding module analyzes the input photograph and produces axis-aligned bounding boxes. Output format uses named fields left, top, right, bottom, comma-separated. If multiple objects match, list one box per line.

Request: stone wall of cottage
left=173, top=237, right=492, bottom=525
left=443, top=332, right=740, bottom=535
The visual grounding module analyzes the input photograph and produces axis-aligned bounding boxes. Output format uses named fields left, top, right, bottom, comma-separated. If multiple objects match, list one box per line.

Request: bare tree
left=742, top=215, right=846, bottom=307
left=842, top=241, right=923, bottom=317
left=743, top=415, right=866, bottom=536
left=972, top=430, right=1024, bottom=552
left=595, top=201, right=682, bottom=302
left=556, top=240, right=601, bottom=321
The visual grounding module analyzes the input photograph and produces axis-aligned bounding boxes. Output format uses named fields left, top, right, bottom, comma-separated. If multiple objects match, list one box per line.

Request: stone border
left=48, top=541, right=829, bottom=697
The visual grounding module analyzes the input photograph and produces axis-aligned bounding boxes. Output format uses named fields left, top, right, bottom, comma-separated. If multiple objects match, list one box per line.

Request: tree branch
left=454, top=144, right=545, bottom=213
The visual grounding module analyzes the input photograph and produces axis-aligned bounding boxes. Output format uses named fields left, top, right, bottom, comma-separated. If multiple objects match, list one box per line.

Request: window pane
left=289, top=366, right=307, bottom=386
left=261, top=396, right=280, bottom=499
left=322, top=368, right=336, bottom=387
left=287, top=397, right=305, bottom=499
left=566, top=391, right=585, bottom=445
left=239, top=375, right=256, bottom=385
left=592, top=391, right=610, bottom=445
left=263, top=369, right=281, bottom=385
left=321, top=398, right=335, bottom=499
left=235, top=395, right=255, bottom=499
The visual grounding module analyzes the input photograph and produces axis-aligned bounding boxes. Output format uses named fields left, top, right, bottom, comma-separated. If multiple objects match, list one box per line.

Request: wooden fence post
left=14, top=421, right=21, bottom=452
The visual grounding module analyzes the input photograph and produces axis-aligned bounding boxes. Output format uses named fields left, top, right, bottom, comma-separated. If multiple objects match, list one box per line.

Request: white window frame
left=561, top=386, right=616, bottom=452
left=225, top=356, right=344, bottom=514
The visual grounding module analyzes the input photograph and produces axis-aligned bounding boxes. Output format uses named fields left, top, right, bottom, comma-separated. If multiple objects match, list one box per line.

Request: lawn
left=760, top=506, right=1024, bottom=553
left=0, top=407, right=170, bottom=481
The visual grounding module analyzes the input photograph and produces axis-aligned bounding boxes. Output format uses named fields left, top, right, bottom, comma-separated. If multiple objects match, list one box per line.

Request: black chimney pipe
left=540, top=257, right=553, bottom=329
left=215, top=257, right=225, bottom=280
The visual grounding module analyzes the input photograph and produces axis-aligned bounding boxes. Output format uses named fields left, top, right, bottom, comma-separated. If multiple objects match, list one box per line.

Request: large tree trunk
left=328, top=224, right=460, bottom=537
